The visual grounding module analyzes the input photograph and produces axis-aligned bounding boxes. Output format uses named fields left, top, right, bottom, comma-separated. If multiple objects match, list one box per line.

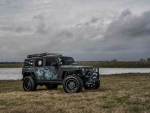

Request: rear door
left=34, top=57, right=59, bottom=80
left=34, top=58, right=45, bottom=80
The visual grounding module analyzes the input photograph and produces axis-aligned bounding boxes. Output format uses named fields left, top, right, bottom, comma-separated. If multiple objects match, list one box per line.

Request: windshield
left=58, top=57, right=75, bottom=65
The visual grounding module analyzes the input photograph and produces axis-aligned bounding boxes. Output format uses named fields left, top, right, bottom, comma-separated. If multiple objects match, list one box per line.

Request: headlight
left=93, top=68, right=99, bottom=72
left=93, top=68, right=96, bottom=72
left=82, top=68, right=84, bottom=72
left=82, top=68, right=85, bottom=75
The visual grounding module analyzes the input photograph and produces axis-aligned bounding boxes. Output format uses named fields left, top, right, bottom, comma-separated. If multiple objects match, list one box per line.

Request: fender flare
left=23, top=72, right=36, bottom=81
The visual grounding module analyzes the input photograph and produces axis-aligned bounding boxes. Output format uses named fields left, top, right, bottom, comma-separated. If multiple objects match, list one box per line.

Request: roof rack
left=27, top=52, right=62, bottom=58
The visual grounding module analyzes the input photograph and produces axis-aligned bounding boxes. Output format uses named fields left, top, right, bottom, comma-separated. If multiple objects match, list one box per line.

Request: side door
left=44, top=57, right=59, bottom=80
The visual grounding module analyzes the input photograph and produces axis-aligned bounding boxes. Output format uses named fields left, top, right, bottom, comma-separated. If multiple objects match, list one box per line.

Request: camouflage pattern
left=35, top=67, right=58, bottom=80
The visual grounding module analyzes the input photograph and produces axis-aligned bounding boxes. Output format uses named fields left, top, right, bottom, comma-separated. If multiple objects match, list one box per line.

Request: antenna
left=27, top=52, right=62, bottom=58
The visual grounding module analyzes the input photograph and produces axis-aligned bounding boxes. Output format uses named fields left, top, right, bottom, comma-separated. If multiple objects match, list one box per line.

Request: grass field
left=0, top=73, right=150, bottom=113
left=0, top=63, right=23, bottom=68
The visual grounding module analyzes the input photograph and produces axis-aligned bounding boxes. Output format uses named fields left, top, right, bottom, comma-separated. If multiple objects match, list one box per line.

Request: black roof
left=27, top=52, right=62, bottom=58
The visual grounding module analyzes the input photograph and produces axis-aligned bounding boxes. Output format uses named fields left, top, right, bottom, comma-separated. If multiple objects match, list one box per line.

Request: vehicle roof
left=25, top=56, right=72, bottom=60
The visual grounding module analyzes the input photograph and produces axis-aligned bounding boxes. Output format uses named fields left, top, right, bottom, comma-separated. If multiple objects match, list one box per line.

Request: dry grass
left=0, top=73, right=150, bottom=113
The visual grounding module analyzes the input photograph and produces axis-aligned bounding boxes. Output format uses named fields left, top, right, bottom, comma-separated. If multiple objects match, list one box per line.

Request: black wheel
left=63, top=75, right=83, bottom=93
left=94, top=81, right=100, bottom=89
left=46, top=84, right=58, bottom=89
left=84, top=85, right=91, bottom=90
left=23, top=76, right=37, bottom=91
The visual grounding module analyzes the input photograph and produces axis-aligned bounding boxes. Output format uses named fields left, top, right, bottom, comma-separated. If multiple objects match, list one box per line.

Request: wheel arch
left=62, top=70, right=82, bottom=80
left=23, top=72, right=36, bottom=81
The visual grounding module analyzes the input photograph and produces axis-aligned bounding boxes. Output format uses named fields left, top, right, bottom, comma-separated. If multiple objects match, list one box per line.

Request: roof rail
left=27, top=52, right=62, bottom=58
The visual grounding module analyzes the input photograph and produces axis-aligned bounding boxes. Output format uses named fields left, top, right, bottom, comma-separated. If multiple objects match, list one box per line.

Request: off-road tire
left=46, top=84, right=58, bottom=89
left=63, top=75, right=83, bottom=93
left=83, top=85, right=91, bottom=90
left=94, top=81, right=100, bottom=89
left=23, top=76, right=37, bottom=91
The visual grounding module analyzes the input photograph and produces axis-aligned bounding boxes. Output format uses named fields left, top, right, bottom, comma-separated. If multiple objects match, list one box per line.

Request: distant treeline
left=78, top=61, right=150, bottom=68
left=0, top=62, right=24, bottom=68
left=0, top=62, right=23, bottom=64
left=1, top=61, right=150, bottom=68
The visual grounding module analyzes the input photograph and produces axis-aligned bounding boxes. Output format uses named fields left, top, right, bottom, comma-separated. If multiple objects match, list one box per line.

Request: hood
left=60, top=65, right=93, bottom=69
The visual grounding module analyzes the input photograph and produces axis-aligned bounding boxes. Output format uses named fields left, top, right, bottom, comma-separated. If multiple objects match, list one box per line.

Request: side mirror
left=51, top=62, right=58, bottom=69
left=51, top=62, right=56, bottom=66
left=58, top=61, right=62, bottom=65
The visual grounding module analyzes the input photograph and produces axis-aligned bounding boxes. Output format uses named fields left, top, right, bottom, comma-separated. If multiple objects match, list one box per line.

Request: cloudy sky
left=0, top=0, right=150, bottom=61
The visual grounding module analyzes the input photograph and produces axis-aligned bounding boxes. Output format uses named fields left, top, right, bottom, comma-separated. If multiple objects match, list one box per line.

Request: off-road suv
left=22, top=52, right=100, bottom=93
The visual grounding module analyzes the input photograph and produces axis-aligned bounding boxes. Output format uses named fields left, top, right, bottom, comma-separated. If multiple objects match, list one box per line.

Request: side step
left=37, top=80, right=62, bottom=85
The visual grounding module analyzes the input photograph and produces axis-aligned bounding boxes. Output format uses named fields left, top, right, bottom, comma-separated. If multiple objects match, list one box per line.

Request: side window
left=24, top=59, right=33, bottom=68
left=46, top=57, right=55, bottom=66
left=35, top=59, right=43, bottom=67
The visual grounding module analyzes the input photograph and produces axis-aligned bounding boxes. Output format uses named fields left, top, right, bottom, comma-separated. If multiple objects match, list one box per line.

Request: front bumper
left=85, top=72, right=100, bottom=84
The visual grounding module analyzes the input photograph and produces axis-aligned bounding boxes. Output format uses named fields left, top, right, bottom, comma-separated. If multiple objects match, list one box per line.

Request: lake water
left=99, top=68, right=150, bottom=75
left=0, top=68, right=150, bottom=80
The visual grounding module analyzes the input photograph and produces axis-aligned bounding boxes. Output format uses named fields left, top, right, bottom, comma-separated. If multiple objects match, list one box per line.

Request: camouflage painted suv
left=22, top=52, right=100, bottom=93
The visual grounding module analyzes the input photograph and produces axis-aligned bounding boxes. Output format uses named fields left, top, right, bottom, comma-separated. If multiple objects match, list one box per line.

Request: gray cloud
left=101, top=9, right=150, bottom=60
left=1, top=1, right=150, bottom=61
left=0, top=25, right=31, bottom=33
left=90, top=17, right=99, bottom=23
left=105, top=9, right=150, bottom=39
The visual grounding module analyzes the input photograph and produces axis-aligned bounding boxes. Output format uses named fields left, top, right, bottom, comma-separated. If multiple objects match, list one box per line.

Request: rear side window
left=24, top=59, right=33, bottom=68
left=35, top=59, right=43, bottom=67
left=46, top=57, right=55, bottom=66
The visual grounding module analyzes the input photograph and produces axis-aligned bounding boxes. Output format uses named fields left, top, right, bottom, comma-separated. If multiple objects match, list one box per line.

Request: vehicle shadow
left=82, top=87, right=109, bottom=93
left=34, top=87, right=109, bottom=94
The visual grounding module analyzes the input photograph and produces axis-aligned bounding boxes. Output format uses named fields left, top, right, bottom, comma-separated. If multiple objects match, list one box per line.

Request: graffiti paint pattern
left=35, top=67, right=58, bottom=80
